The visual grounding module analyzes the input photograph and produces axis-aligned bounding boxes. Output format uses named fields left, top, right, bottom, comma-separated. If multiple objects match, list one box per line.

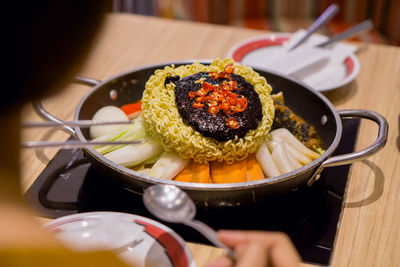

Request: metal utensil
left=21, top=140, right=142, bottom=149
left=21, top=120, right=141, bottom=148
left=288, top=3, right=339, bottom=51
left=266, top=19, right=373, bottom=76
left=143, top=184, right=237, bottom=260
left=22, top=120, right=134, bottom=128
left=317, top=20, right=373, bottom=48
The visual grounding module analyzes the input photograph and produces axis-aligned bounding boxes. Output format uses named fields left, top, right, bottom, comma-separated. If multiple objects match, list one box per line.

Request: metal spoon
left=143, top=184, right=237, bottom=260
left=288, top=3, right=339, bottom=51
left=316, top=19, right=373, bottom=48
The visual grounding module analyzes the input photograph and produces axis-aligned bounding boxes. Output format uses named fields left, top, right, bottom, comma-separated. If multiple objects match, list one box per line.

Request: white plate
left=227, top=33, right=359, bottom=92
left=45, top=212, right=195, bottom=267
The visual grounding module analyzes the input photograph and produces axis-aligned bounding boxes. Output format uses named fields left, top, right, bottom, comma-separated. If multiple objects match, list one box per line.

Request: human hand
left=205, top=230, right=301, bottom=267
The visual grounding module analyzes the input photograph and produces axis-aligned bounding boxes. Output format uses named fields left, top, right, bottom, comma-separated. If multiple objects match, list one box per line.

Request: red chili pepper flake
left=208, top=105, right=219, bottom=115
left=208, top=72, right=219, bottom=79
left=234, top=97, right=248, bottom=112
left=195, top=96, right=204, bottom=103
left=224, top=64, right=234, bottom=74
left=219, top=72, right=228, bottom=79
left=228, top=80, right=238, bottom=89
left=193, top=102, right=204, bottom=108
left=202, top=82, right=216, bottom=91
left=224, top=106, right=237, bottom=115
left=189, top=64, right=248, bottom=129
left=226, top=117, right=239, bottom=129
left=195, top=88, right=208, bottom=96
left=221, top=84, right=232, bottom=91
left=206, top=91, right=221, bottom=101
left=219, top=102, right=229, bottom=110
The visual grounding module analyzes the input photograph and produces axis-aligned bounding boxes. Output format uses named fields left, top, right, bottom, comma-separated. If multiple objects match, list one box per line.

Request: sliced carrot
left=174, top=161, right=193, bottom=182
left=191, top=161, right=212, bottom=183
left=246, top=154, right=264, bottom=181
left=211, top=160, right=247, bottom=183
left=211, top=159, right=247, bottom=183
left=121, top=101, right=142, bottom=116
left=223, top=159, right=247, bottom=183
left=210, top=160, right=224, bottom=183
left=174, top=160, right=212, bottom=183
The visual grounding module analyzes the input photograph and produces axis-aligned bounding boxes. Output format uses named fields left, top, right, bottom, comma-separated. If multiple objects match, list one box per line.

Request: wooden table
left=21, top=14, right=400, bottom=267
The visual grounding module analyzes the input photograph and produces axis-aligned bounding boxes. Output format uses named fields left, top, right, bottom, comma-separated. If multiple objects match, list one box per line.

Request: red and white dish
left=227, top=33, right=359, bottom=92
left=45, top=212, right=195, bottom=267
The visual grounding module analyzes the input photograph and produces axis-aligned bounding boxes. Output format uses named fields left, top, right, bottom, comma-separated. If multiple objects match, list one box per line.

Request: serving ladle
left=143, top=184, right=237, bottom=261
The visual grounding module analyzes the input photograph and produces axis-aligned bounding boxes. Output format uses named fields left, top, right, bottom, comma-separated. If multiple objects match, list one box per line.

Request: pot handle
left=308, top=109, right=388, bottom=185
left=32, top=76, right=102, bottom=136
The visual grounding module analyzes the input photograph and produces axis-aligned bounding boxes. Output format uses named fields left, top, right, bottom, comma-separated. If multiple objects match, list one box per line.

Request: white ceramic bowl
left=45, top=212, right=195, bottom=267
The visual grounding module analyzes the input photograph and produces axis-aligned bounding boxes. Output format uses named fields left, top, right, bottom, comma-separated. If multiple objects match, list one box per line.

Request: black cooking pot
left=34, top=61, right=388, bottom=207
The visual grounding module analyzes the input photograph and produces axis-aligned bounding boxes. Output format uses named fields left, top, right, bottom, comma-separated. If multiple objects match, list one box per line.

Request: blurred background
left=111, top=0, right=400, bottom=45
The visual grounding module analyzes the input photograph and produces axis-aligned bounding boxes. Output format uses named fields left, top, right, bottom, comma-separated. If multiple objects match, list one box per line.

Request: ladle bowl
left=143, top=184, right=237, bottom=260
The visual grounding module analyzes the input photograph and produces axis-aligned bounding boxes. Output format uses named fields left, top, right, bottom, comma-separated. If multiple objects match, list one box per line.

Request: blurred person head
left=0, top=1, right=110, bottom=199
left=3, top=1, right=109, bottom=112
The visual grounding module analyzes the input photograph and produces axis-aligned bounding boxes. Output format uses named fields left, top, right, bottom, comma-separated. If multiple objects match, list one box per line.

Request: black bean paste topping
left=174, top=72, right=263, bottom=141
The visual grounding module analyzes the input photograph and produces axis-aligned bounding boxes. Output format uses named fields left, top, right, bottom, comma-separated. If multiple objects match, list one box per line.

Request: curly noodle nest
left=141, top=58, right=275, bottom=164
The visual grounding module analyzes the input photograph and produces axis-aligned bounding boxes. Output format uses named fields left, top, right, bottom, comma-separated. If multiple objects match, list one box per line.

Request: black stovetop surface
left=25, top=119, right=360, bottom=266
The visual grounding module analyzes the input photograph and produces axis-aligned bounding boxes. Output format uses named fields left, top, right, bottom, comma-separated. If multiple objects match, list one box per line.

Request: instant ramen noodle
left=141, top=58, right=275, bottom=164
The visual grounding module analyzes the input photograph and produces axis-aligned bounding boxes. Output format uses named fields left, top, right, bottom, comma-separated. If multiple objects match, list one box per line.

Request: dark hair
left=3, top=1, right=110, bottom=111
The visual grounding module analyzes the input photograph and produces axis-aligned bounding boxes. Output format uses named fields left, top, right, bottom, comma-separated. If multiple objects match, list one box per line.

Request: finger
left=235, top=242, right=269, bottom=267
left=218, top=230, right=287, bottom=247
left=217, top=230, right=301, bottom=267
left=268, top=235, right=301, bottom=267
left=205, top=256, right=233, bottom=267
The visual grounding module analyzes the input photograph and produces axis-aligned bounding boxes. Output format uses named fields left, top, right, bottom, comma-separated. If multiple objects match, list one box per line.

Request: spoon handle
left=288, top=3, right=339, bottom=51
left=317, top=20, right=373, bottom=48
left=183, top=219, right=237, bottom=261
